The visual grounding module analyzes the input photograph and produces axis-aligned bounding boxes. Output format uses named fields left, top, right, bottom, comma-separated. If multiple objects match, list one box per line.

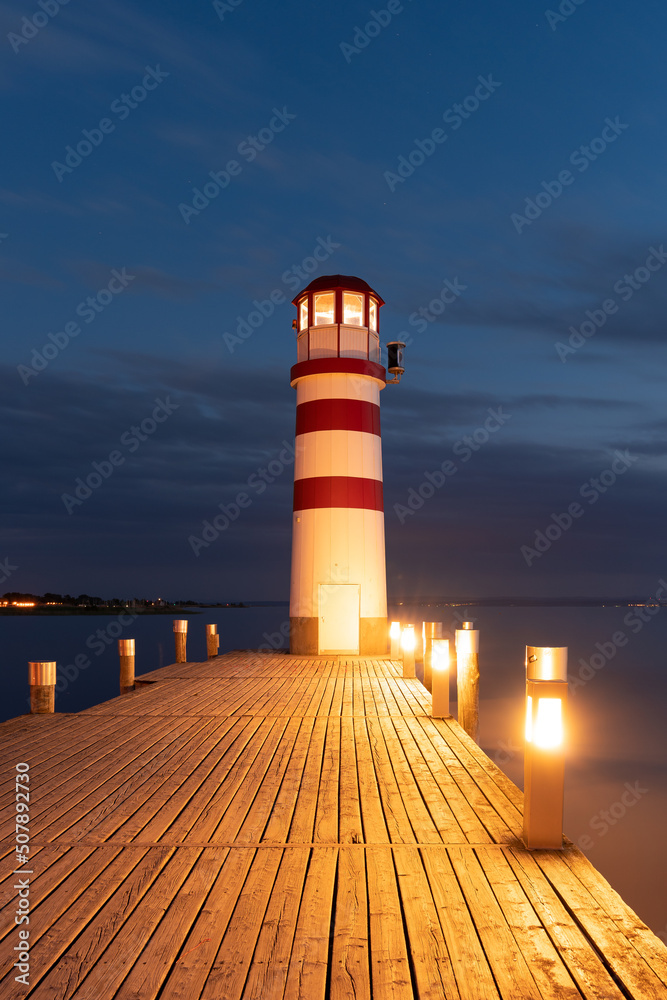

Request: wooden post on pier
left=422, top=621, right=442, bottom=692
left=206, top=624, right=219, bottom=659
left=456, top=621, right=480, bottom=742
left=118, top=639, right=135, bottom=694
left=28, top=661, right=56, bottom=714
left=173, top=619, right=188, bottom=663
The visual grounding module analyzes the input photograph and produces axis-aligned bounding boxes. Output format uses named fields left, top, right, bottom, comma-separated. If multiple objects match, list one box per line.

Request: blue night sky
left=2, top=0, right=667, bottom=601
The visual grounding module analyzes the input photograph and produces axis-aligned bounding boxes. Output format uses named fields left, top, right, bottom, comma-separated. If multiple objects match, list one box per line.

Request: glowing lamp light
left=431, top=638, right=450, bottom=718
left=422, top=622, right=442, bottom=692
left=401, top=624, right=415, bottom=678
left=523, top=645, right=568, bottom=850
left=526, top=695, right=563, bottom=749
left=389, top=620, right=401, bottom=659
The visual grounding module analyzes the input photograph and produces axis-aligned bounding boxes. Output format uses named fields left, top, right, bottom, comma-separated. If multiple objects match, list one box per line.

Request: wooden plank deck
left=1, top=650, right=666, bottom=998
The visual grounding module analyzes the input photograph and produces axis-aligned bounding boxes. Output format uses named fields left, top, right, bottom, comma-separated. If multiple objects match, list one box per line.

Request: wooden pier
left=2, top=651, right=667, bottom=998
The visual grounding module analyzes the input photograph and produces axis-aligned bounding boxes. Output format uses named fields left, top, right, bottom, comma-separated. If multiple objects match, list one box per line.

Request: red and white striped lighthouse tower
left=289, top=275, right=392, bottom=655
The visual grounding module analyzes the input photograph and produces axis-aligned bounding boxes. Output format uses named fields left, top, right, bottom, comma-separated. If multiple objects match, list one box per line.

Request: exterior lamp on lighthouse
left=401, top=625, right=416, bottom=677
left=523, top=645, right=568, bottom=850
left=289, top=275, right=404, bottom=655
left=390, top=621, right=401, bottom=659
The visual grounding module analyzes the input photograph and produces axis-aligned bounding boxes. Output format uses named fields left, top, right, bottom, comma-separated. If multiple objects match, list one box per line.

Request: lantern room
left=293, top=274, right=384, bottom=363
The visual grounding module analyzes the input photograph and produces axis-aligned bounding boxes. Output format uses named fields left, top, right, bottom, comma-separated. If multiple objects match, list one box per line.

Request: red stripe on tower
left=293, top=476, right=384, bottom=512
left=295, top=399, right=381, bottom=436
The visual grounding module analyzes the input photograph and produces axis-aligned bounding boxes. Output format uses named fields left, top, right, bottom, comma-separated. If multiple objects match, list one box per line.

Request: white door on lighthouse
left=318, top=584, right=360, bottom=654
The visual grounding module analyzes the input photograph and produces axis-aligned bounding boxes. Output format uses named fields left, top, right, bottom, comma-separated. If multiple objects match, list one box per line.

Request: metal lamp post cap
left=525, top=645, right=568, bottom=681
left=173, top=620, right=188, bottom=632
left=28, top=661, right=56, bottom=685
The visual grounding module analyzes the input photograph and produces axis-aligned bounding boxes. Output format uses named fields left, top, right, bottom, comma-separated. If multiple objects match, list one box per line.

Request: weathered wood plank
left=366, top=846, right=413, bottom=999
left=393, top=845, right=462, bottom=999
left=330, top=847, right=371, bottom=998
left=158, top=848, right=255, bottom=999
left=505, top=847, right=632, bottom=1000
left=448, top=845, right=542, bottom=1000
left=241, top=847, right=311, bottom=999
left=283, top=846, right=338, bottom=1000
left=200, top=848, right=283, bottom=1000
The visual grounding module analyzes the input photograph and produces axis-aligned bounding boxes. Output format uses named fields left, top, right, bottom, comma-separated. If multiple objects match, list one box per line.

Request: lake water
left=2, top=603, right=666, bottom=937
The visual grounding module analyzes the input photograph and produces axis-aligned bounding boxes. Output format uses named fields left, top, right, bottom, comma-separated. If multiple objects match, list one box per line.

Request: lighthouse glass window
left=343, top=292, right=364, bottom=326
left=314, top=292, right=334, bottom=325
left=299, top=298, right=308, bottom=330
left=369, top=298, right=378, bottom=330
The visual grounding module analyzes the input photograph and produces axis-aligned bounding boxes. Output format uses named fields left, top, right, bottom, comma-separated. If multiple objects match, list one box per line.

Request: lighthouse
left=289, top=275, right=401, bottom=655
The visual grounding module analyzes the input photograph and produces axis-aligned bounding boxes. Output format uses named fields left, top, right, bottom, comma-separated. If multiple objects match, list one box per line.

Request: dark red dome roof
left=292, top=274, right=384, bottom=306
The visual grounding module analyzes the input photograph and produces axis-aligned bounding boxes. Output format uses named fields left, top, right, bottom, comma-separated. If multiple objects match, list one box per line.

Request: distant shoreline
left=2, top=598, right=664, bottom=616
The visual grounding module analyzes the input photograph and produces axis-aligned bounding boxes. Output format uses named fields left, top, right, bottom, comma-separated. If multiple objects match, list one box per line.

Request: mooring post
left=422, top=621, right=443, bottom=692
left=173, top=619, right=188, bottom=663
left=206, top=624, right=219, bottom=659
left=401, top=624, right=415, bottom=678
left=28, top=661, right=56, bottom=714
left=430, top=639, right=450, bottom=717
left=118, top=638, right=135, bottom=694
left=456, top=621, right=480, bottom=742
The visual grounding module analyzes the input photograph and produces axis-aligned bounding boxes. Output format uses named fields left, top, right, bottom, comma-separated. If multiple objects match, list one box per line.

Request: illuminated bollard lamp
left=430, top=638, right=450, bottom=717
left=401, top=624, right=415, bottom=678
left=422, top=621, right=443, bottom=693
left=389, top=620, right=401, bottom=660
left=522, top=645, right=568, bottom=850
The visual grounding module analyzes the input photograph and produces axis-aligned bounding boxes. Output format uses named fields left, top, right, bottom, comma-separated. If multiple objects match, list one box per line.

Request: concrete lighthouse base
left=289, top=616, right=388, bottom=656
